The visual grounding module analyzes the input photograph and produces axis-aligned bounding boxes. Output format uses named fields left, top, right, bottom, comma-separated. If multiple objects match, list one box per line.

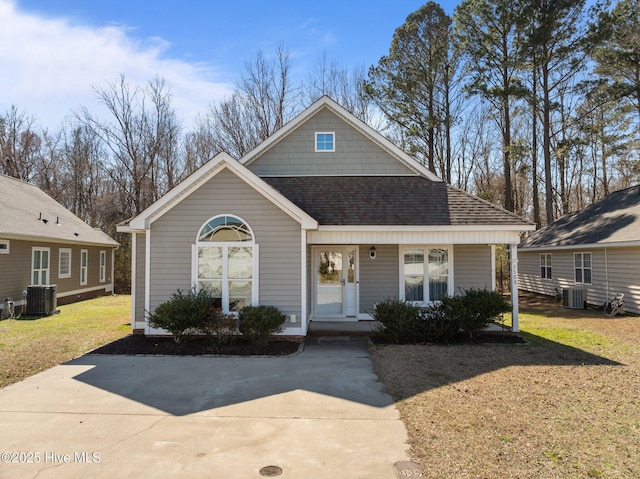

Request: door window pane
left=317, top=250, right=343, bottom=315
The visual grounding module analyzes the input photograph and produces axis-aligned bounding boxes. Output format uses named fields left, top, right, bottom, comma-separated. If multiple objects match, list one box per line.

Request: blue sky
left=1, top=0, right=458, bottom=129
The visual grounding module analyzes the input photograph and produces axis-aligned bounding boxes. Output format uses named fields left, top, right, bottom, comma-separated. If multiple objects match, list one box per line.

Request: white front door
left=314, top=247, right=358, bottom=319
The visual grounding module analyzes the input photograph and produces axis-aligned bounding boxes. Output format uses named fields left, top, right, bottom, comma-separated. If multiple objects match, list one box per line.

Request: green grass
left=0, top=295, right=131, bottom=388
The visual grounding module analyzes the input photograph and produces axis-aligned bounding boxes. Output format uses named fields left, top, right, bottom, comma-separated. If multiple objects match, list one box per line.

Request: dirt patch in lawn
left=90, top=334, right=301, bottom=356
left=370, top=292, right=640, bottom=479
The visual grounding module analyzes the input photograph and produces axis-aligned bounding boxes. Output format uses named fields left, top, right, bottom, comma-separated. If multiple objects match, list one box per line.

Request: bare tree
left=194, top=45, right=298, bottom=160
left=76, top=74, right=181, bottom=216
left=0, top=105, right=41, bottom=181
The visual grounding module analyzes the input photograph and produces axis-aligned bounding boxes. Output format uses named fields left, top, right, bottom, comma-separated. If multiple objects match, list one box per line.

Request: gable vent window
left=315, top=132, right=335, bottom=152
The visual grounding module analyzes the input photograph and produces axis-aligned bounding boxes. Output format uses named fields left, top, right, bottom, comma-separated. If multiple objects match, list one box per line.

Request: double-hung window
left=401, top=246, right=451, bottom=304
left=195, top=215, right=258, bottom=313
left=540, top=253, right=552, bottom=279
left=574, top=252, right=592, bottom=284
left=59, top=248, right=72, bottom=279
left=80, top=249, right=88, bottom=285
left=99, top=250, right=107, bottom=282
left=32, top=247, right=50, bottom=285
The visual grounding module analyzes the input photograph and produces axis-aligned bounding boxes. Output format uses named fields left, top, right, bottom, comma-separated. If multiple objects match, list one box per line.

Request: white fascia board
left=317, top=224, right=536, bottom=233
left=240, top=96, right=441, bottom=182
left=519, top=240, right=640, bottom=252
left=128, top=152, right=317, bottom=231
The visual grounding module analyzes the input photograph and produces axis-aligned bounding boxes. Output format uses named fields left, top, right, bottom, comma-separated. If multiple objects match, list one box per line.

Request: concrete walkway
left=0, top=337, right=411, bottom=478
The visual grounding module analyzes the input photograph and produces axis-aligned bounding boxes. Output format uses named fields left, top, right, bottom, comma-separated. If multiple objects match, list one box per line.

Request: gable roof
left=240, top=96, right=441, bottom=181
left=122, top=152, right=318, bottom=231
left=0, top=174, right=118, bottom=246
left=264, top=176, right=533, bottom=227
left=520, top=185, right=640, bottom=249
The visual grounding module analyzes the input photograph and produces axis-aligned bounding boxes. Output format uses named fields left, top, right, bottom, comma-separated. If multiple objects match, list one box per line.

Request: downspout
left=509, top=243, right=520, bottom=333
left=604, top=248, right=609, bottom=300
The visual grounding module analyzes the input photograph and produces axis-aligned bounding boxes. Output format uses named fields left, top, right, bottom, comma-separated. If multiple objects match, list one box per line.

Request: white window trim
left=574, top=252, right=592, bottom=285
left=58, top=248, right=72, bottom=279
left=540, top=253, right=552, bottom=280
left=398, top=245, right=454, bottom=305
left=99, top=250, right=107, bottom=283
left=315, top=132, right=335, bottom=152
left=192, top=215, right=259, bottom=314
left=0, top=239, right=9, bottom=254
left=80, top=249, right=88, bottom=286
left=31, top=247, right=51, bottom=286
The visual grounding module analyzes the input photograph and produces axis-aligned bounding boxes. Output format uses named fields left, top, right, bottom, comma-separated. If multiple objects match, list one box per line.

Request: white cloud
left=0, top=0, right=233, bottom=130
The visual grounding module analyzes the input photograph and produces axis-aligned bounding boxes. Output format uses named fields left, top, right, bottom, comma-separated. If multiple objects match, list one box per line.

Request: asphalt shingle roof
left=520, top=185, right=640, bottom=248
left=0, top=174, right=118, bottom=246
left=263, top=176, right=531, bottom=226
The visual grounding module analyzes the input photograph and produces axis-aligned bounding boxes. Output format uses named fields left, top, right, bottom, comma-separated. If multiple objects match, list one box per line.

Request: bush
left=419, top=305, right=461, bottom=344
left=147, top=288, right=218, bottom=342
left=238, top=305, right=285, bottom=346
left=440, top=288, right=511, bottom=338
left=203, top=311, right=239, bottom=345
left=372, top=298, right=422, bottom=344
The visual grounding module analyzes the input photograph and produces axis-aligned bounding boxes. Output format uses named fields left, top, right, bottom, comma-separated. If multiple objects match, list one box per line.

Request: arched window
left=195, top=215, right=257, bottom=312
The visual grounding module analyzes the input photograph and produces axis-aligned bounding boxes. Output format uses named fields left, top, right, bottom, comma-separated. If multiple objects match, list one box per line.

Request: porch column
left=509, top=243, right=519, bottom=332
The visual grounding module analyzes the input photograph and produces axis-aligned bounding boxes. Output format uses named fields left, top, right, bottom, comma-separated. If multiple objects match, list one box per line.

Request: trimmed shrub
left=238, top=305, right=286, bottom=346
left=419, top=304, right=461, bottom=344
left=147, top=288, right=217, bottom=342
left=203, top=311, right=239, bottom=345
left=440, top=288, right=511, bottom=337
left=372, top=298, right=422, bottom=344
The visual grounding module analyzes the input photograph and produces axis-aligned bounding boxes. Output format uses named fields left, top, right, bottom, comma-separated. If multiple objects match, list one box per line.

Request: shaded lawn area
left=0, top=295, right=130, bottom=388
left=371, top=292, right=640, bottom=479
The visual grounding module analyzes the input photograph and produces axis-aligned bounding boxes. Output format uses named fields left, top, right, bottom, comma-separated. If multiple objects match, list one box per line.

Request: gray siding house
left=0, top=174, right=118, bottom=313
left=119, top=97, right=534, bottom=336
left=518, top=185, right=640, bottom=314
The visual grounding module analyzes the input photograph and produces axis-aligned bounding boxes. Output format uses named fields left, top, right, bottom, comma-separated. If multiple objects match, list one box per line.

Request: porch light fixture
left=369, top=246, right=376, bottom=259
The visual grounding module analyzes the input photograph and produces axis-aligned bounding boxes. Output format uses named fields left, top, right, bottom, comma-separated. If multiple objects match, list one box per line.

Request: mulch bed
left=371, top=331, right=527, bottom=346
left=89, top=334, right=301, bottom=356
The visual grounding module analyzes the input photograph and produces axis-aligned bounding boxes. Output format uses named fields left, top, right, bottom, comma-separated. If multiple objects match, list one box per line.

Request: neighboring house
left=118, top=96, right=535, bottom=336
left=518, top=185, right=640, bottom=313
left=0, top=173, right=118, bottom=314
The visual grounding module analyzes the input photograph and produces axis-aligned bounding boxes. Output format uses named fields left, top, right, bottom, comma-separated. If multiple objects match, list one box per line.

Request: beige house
left=518, top=186, right=640, bottom=313
left=0, top=174, right=118, bottom=315
left=118, top=96, right=534, bottom=336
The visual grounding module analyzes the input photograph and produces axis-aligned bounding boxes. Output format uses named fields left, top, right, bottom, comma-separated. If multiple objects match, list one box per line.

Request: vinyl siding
left=247, top=108, right=415, bottom=176
left=453, top=244, right=493, bottom=294
left=0, top=239, right=113, bottom=308
left=519, top=246, right=640, bottom=314
left=359, top=244, right=399, bottom=314
left=148, top=168, right=302, bottom=321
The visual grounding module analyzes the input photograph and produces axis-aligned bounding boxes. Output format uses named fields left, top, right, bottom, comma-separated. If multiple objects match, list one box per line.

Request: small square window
left=315, top=132, right=335, bottom=152
left=0, top=240, right=9, bottom=254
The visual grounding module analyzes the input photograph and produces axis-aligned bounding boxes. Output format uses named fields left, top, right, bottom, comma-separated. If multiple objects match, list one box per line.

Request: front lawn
left=371, top=292, right=640, bottom=479
left=0, top=295, right=130, bottom=388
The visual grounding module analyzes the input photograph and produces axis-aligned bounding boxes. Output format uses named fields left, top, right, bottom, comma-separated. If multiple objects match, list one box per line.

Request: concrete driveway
left=0, top=337, right=411, bottom=478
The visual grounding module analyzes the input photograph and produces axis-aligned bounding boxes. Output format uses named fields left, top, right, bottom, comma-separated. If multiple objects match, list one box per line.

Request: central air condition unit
left=562, top=287, right=586, bottom=309
left=26, top=285, right=57, bottom=316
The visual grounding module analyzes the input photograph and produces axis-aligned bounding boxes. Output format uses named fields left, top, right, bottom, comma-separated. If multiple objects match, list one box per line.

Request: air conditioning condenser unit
left=563, top=288, right=586, bottom=309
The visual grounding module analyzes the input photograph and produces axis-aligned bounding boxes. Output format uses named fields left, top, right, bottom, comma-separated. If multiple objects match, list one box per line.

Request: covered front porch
left=304, top=230, right=524, bottom=335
